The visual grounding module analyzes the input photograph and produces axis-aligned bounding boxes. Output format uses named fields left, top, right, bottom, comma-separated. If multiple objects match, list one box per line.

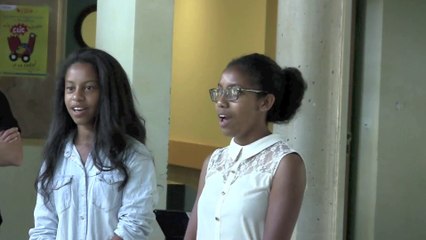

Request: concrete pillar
left=96, top=1, right=174, bottom=239
left=273, top=0, right=354, bottom=239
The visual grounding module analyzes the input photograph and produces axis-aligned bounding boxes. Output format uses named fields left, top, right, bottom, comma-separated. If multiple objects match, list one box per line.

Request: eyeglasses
left=209, top=86, right=268, bottom=102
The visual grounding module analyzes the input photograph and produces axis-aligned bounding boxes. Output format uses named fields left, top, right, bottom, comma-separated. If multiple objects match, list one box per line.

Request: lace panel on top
left=206, top=141, right=293, bottom=182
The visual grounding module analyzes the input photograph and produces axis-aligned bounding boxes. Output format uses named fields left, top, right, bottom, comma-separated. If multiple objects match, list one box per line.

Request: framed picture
left=0, top=0, right=66, bottom=138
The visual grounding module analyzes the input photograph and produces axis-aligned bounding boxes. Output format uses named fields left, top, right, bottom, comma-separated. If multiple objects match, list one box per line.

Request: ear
left=259, top=94, right=275, bottom=112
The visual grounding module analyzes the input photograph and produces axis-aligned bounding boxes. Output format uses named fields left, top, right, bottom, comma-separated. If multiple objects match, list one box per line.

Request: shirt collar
left=228, top=134, right=283, bottom=161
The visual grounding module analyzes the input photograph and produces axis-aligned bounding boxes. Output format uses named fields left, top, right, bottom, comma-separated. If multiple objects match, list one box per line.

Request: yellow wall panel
left=171, top=0, right=270, bottom=150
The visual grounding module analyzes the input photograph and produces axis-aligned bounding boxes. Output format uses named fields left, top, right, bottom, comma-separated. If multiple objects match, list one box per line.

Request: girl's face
left=214, top=67, right=271, bottom=145
left=64, top=62, right=100, bottom=131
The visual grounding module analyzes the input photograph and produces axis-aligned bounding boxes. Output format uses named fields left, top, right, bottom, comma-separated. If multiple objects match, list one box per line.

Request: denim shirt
left=29, top=136, right=158, bottom=240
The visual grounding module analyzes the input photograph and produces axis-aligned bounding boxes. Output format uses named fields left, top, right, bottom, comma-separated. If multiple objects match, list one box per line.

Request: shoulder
left=211, top=145, right=227, bottom=157
left=124, top=135, right=154, bottom=164
left=261, top=138, right=302, bottom=175
left=281, top=152, right=304, bottom=168
left=256, top=134, right=295, bottom=155
left=273, top=138, right=304, bottom=167
left=258, top=138, right=297, bottom=159
left=272, top=140, right=295, bottom=152
left=274, top=152, right=306, bottom=186
left=125, top=136, right=150, bottom=153
left=206, top=145, right=228, bottom=167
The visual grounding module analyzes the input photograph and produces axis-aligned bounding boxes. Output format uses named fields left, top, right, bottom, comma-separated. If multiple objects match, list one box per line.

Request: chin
left=73, top=120, right=92, bottom=127
left=220, top=129, right=235, bottom=138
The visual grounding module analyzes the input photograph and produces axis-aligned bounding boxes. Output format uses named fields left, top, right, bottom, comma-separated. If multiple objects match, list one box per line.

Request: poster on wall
left=0, top=4, right=49, bottom=77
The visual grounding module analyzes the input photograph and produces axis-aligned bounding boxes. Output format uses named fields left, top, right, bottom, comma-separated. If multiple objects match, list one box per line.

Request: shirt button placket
left=215, top=171, right=234, bottom=240
left=79, top=174, right=87, bottom=239
left=214, top=194, right=222, bottom=240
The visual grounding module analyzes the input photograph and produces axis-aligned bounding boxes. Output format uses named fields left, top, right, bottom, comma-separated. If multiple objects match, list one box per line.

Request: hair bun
left=273, top=67, right=307, bottom=123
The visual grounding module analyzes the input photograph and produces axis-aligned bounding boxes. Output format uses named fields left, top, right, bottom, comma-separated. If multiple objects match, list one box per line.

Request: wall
left=375, top=0, right=426, bottom=238
left=0, top=140, right=43, bottom=239
left=274, top=0, right=353, bottom=239
left=349, top=0, right=426, bottom=239
left=170, top=0, right=274, bottom=153
left=0, top=0, right=64, bottom=239
left=348, top=0, right=382, bottom=238
left=96, top=1, right=174, bottom=239
left=64, top=0, right=97, bottom=55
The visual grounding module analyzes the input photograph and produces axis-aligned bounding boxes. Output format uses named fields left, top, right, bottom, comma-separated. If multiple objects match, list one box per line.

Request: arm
left=0, top=127, right=23, bottom=166
left=111, top=235, right=123, bottom=240
left=263, top=153, right=306, bottom=240
left=113, top=146, right=158, bottom=240
left=28, top=167, right=59, bottom=239
left=184, top=156, right=210, bottom=240
left=28, top=193, right=59, bottom=239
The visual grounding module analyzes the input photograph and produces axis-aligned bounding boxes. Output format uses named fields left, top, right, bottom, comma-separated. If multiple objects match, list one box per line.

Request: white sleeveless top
left=196, top=134, right=296, bottom=240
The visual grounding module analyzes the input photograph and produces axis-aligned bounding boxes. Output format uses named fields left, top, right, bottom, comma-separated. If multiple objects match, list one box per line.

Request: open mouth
left=72, top=107, right=86, bottom=112
left=70, top=107, right=89, bottom=117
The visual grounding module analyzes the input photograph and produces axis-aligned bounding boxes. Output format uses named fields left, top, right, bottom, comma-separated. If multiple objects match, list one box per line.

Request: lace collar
left=228, top=134, right=283, bottom=162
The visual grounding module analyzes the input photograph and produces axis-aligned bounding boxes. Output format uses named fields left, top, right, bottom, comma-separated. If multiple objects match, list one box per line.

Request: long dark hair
left=226, top=53, right=307, bottom=123
left=36, top=48, right=147, bottom=201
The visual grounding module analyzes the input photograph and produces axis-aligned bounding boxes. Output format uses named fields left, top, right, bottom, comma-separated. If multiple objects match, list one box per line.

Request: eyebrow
left=65, top=79, right=98, bottom=84
left=217, top=83, right=239, bottom=88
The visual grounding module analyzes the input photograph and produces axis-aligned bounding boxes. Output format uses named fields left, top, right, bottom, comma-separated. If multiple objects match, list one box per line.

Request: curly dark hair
left=35, top=48, right=147, bottom=202
left=226, top=53, right=307, bottom=123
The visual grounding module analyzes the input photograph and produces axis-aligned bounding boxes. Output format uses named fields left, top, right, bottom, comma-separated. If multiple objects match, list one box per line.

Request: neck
left=75, top=126, right=95, bottom=147
left=234, top=129, right=271, bottom=146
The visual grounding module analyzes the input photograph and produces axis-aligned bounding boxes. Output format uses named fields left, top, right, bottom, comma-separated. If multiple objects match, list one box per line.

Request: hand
left=111, top=234, right=123, bottom=240
left=0, top=127, right=20, bottom=143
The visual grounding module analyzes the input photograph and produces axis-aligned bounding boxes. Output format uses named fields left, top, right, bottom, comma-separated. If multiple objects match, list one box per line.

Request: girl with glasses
left=185, top=53, right=307, bottom=240
left=29, top=48, right=157, bottom=240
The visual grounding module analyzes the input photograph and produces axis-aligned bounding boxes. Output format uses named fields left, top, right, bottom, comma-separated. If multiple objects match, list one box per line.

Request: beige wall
left=273, top=0, right=353, bottom=239
left=96, top=1, right=174, bottom=239
left=0, top=140, right=43, bottom=240
left=376, top=0, right=426, bottom=238
left=0, top=0, right=63, bottom=239
left=350, top=0, right=426, bottom=239
left=170, top=0, right=274, bottom=149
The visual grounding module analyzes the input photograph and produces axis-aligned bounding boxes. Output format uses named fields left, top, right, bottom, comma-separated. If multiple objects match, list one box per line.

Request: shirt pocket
left=92, top=172, right=125, bottom=212
left=52, top=176, right=73, bottom=214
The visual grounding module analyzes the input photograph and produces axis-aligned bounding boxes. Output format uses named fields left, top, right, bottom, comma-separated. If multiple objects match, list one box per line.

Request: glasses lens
left=209, top=88, right=219, bottom=102
left=227, top=87, right=240, bottom=101
left=209, top=87, right=241, bottom=102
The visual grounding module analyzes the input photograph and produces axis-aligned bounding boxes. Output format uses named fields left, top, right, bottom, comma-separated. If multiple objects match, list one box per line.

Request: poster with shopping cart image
left=0, top=5, right=49, bottom=77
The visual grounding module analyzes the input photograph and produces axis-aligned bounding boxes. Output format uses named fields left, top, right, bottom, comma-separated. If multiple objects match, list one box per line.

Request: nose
left=72, top=88, right=84, bottom=101
left=216, top=94, right=228, bottom=108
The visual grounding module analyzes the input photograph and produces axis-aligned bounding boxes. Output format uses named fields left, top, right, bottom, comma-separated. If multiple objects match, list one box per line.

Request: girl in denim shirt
left=29, top=48, right=157, bottom=240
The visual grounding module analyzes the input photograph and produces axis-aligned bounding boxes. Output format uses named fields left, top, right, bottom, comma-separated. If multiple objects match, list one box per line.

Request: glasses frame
left=209, top=86, right=268, bottom=102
